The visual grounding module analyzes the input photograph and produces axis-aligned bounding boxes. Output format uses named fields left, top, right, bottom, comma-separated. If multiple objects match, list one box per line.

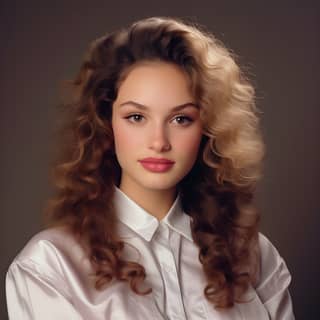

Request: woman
left=6, top=16, right=295, bottom=319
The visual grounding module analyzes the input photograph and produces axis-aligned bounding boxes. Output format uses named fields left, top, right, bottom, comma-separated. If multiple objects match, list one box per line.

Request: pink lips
left=138, top=158, right=175, bottom=173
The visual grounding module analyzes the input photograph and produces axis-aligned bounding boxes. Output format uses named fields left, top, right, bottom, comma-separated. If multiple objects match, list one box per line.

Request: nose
left=148, top=124, right=171, bottom=152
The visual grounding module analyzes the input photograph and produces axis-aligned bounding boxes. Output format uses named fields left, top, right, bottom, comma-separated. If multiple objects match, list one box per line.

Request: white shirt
left=6, top=186, right=295, bottom=319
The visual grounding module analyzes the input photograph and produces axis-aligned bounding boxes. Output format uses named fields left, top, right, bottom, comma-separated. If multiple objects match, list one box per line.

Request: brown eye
left=125, top=114, right=144, bottom=123
left=173, top=115, right=193, bottom=125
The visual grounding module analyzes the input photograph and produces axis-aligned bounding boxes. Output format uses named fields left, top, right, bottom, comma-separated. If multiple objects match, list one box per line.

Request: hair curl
left=44, top=16, right=265, bottom=309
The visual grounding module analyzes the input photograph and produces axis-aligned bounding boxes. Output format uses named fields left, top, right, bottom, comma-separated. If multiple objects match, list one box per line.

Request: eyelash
left=124, top=114, right=193, bottom=126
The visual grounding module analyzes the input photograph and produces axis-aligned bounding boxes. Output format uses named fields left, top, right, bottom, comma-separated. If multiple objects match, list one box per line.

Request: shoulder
left=257, top=232, right=289, bottom=277
left=13, top=226, right=76, bottom=261
left=8, top=226, right=87, bottom=278
left=256, top=232, right=292, bottom=303
left=258, top=232, right=282, bottom=266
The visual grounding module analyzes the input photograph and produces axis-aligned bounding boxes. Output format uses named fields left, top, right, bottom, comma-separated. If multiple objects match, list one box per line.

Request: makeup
left=138, top=158, right=175, bottom=173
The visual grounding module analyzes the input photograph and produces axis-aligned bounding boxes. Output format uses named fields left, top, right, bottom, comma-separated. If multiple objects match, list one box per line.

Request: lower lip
left=139, top=161, right=174, bottom=173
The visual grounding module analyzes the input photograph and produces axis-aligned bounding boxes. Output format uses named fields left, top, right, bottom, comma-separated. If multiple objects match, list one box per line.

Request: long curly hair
left=44, top=16, right=265, bottom=309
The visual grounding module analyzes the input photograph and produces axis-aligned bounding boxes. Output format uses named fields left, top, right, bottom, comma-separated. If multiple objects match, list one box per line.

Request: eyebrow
left=119, top=101, right=199, bottom=112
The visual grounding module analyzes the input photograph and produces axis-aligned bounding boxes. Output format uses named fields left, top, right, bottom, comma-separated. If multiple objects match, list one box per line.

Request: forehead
left=114, top=61, right=194, bottom=107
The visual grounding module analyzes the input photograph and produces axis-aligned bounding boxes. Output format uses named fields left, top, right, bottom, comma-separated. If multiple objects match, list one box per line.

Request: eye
left=172, top=115, right=193, bottom=126
left=124, top=114, right=144, bottom=123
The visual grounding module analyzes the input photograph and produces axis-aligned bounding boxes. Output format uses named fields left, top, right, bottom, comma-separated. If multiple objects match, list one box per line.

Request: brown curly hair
left=44, top=16, right=265, bottom=309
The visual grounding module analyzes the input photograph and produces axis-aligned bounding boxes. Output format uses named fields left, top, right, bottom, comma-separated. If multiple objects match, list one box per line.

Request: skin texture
left=111, top=61, right=203, bottom=219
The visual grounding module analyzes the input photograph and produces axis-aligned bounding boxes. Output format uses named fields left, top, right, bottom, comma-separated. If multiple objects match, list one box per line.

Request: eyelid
left=125, top=112, right=144, bottom=117
left=173, top=113, right=192, bottom=118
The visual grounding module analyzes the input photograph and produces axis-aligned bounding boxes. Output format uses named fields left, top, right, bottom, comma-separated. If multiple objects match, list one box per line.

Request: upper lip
left=139, top=157, right=175, bottom=164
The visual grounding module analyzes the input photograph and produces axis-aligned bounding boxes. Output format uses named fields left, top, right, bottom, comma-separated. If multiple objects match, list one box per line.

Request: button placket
left=155, top=224, right=187, bottom=320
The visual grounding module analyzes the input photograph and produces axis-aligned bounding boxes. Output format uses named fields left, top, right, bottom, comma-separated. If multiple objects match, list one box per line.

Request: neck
left=118, top=182, right=177, bottom=220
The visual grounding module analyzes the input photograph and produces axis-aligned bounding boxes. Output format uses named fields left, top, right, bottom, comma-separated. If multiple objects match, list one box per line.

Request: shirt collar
left=113, top=186, right=193, bottom=242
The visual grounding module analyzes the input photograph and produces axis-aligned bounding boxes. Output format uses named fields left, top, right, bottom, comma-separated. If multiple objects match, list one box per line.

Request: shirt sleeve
left=256, top=233, right=295, bottom=320
left=6, top=260, right=83, bottom=320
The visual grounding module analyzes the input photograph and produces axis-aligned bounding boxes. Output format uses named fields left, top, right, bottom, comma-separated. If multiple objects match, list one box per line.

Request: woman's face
left=111, top=61, right=203, bottom=194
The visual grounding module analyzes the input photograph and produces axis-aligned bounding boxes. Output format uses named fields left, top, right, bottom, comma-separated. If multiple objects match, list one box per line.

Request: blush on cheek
left=113, top=124, right=129, bottom=144
left=113, top=126, right=141, bottom=160
left=185, top=136, right=203, bottom=162
left=183, top=131, right=202, bottom=149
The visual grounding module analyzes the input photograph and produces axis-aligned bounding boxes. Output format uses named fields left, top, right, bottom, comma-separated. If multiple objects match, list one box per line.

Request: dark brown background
left=1, top=1, right=319, bottom=319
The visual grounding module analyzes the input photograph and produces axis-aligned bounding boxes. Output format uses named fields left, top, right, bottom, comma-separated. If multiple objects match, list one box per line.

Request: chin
left=142, top=182, right=177, bottom=192
left=140, top=175, right=183, bottom=192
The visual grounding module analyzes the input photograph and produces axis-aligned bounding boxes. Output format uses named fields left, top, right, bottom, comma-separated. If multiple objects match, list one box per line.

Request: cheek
left=176, top=128, right=203, bottom=156
left=113, top=129, right=129, bottom=155
left=112, top=122, right=141, bottom=155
